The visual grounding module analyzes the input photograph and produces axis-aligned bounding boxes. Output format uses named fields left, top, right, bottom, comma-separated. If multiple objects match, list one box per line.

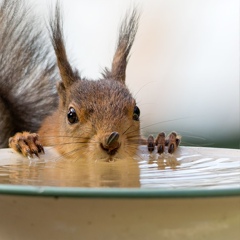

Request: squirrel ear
left=103, top=9, right=139, bottom=84
left=50, top=2, right=79, bottom=87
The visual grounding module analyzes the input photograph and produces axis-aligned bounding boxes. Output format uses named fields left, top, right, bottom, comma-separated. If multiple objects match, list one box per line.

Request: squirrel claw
left=147, top=131, right=181, bottom=154
left=168, top=143, right=175, bottom=154
left=147, top=135, right=155, bottom=153
left=9, top=132, right=44, bottom=158
left=167, top=132, right=181, bottom=154
left=35, top=140, right=44, bottom=154
left=157, top=145, right=165, bottom=154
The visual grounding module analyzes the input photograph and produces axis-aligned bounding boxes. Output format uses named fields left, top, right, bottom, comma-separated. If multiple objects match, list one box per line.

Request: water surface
left=0, top=146, right=239, bottom=190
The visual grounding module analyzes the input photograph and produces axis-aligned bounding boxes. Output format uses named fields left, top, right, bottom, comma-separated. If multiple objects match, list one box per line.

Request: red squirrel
left=0, top=0, right=180, bottom=161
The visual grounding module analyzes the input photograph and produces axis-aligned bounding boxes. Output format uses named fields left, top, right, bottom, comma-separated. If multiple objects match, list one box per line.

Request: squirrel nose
left=100, top=132, right=120, bottom=156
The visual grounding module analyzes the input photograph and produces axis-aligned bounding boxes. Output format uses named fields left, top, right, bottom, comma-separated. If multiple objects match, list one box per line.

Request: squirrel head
left=48, top=6, right=140, bottom=161
left=55, top=78, right=140, bottom=161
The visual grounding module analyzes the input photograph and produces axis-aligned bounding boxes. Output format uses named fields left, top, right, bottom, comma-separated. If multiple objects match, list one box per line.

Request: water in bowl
left=0, top=146, right=239, bottom=189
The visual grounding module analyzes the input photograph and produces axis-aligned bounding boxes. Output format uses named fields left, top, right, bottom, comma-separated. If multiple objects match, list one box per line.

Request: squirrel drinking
left=0, top=0, right=180, bottom=161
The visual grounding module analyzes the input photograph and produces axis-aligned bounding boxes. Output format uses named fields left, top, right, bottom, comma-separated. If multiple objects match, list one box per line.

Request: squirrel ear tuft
left=50, top=2, right=79, bottom=87
left=56, top=81, right=67, bottom=106
left=103, top=9, right=139, bottom=84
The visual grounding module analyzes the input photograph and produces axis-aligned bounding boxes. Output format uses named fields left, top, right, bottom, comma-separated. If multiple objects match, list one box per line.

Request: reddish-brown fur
left=8, top=2, right=141, bottom=161
left=5, top=1, right=180, bottom=159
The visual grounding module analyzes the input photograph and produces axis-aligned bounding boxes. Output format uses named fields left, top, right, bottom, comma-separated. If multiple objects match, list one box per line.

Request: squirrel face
left=38, top=6, right=140, bottom=161
left=52, top=78, right=141, bottom=161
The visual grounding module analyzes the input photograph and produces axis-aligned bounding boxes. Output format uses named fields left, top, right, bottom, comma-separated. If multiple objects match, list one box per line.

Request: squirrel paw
left=9, top=132, right=44, bottom=158
left=147, top=132, right=181, bottom=154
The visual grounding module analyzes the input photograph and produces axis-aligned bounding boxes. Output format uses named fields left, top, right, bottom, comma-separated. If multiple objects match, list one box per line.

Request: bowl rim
left=0, top=184, right=239, bottom=198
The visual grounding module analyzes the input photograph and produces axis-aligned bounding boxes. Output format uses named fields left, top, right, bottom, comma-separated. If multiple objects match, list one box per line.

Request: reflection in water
left=0, top=152, right=140, bottom=188
left=148, top=154, right=180, bottom=170
left=0, top=146, right=240, bottom=189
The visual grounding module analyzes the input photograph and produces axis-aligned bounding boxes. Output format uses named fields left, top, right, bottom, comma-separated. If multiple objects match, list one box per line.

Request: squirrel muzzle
left=101, top=132, right=121, bottom=156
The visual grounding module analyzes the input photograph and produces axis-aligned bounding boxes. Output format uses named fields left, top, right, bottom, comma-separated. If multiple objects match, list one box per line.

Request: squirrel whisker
left=39, top=135, right=92, bottom=140
left=44, top=142, right=91, bottom=148
left=140, top=116, right=195, bottom=131
left=49, top=148, right=85, bottom=161
left=122, top=124, right=136, bottom=136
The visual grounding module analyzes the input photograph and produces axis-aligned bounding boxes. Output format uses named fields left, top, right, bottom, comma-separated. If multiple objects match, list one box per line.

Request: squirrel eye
left=133, top=106, right=140, bottom=121
left=67, top=107, right=78, bottom=124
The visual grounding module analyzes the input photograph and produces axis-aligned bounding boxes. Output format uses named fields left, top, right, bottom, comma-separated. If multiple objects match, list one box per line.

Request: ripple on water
left=0, top=146, right=239, bottom=189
